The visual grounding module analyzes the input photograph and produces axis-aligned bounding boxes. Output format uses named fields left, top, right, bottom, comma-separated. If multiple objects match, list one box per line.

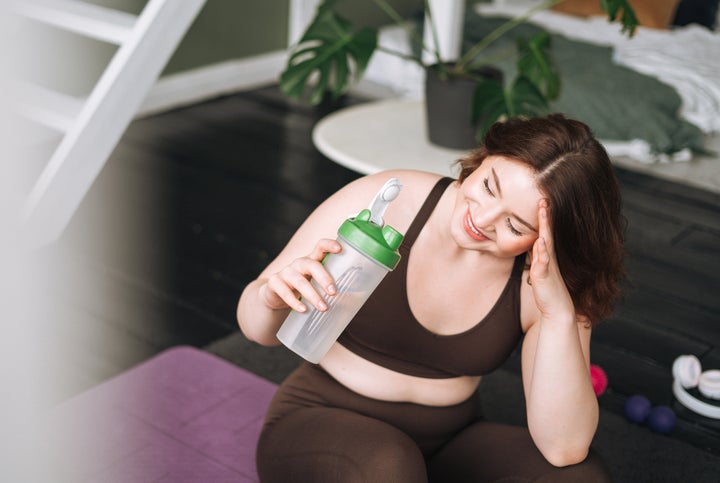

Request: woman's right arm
left=236, top=238, right=343, bottom=346
left=236, top=170, right=421, bottom=346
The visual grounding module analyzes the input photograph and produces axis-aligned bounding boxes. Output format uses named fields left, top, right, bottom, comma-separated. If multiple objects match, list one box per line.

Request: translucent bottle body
left=276, top=236, right=390, bottom=363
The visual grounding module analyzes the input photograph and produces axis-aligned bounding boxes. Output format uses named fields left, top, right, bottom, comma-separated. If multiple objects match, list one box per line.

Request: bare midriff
left=320, top=343, right=482, bottom=407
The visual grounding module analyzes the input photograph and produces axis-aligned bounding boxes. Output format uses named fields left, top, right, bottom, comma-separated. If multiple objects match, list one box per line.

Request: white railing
left=10, top=0, right=207, bottom=246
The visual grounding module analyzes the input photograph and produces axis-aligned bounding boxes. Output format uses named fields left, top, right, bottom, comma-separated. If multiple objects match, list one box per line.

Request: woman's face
left=451, top=155, right=543, bottom=258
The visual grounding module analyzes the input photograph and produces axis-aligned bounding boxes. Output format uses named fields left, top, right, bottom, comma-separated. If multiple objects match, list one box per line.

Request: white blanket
left=361, top=2, right=720, bottom=165
left=476, top=1, right=720, bottom=134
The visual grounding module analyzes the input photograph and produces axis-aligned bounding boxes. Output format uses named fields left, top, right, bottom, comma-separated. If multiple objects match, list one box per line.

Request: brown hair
left=458, top=114, right=625, bottom=324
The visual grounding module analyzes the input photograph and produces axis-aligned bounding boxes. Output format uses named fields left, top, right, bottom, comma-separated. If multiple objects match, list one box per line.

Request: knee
left=256, top=412, right=428, bottom=483
left=257, top=431, right=427, bottom=483
left=361, top=432, right=427, bottom=483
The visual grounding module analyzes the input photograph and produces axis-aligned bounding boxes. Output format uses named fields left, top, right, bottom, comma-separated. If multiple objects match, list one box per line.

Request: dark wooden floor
left=39, top=85, right=720, bottom=455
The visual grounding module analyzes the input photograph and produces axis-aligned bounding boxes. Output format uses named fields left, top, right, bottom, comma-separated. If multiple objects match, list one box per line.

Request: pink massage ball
left=590, top=364, right=608, bottom=396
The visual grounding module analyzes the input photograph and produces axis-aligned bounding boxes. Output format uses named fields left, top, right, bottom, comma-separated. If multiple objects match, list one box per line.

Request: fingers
left=537, top=199, right=551, bottom=238
left=530, top=201, right=553, bottom=282
left=530, top=236, right=549, bottom=280
left=309, top=238, right=342, bottom=296
left=310, top=238, right=342, bottom=263
left=533, top=236, right=548, bottom=264
left=264, top=274, right=308, bottom=312
left=536, top=199, right=555, bottom=256
left=264, top=239, right=342, bottom=313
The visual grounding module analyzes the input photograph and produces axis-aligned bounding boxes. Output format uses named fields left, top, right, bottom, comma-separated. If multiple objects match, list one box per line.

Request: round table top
left=312, top=99, right=471, bottom=178
left=313, top=99, right=720, bottom=195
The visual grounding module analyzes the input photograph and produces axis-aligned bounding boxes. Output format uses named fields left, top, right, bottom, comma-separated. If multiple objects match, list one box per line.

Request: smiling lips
left=464, top=210, right=489, bottom=241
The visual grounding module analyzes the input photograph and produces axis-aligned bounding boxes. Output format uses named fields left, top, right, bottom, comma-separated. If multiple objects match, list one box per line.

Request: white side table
left=312, top=99, right=471, bottom=178
left=313, top=99, right=720, bottom=193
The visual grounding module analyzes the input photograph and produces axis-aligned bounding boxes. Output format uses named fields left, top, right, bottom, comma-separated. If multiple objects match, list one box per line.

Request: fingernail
left=327, top=284, right=336, bottom=295
left=318, top=301, right=328, bottom=311
left=297, top=304, right=307, bottom=312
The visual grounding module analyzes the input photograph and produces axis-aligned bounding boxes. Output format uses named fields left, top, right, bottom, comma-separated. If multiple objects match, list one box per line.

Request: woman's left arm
left=521, top=200, right=599, bottom=467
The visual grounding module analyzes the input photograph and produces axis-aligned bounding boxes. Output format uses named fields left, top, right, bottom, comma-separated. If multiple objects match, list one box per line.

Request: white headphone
left=672, top=355, right=720, bottom=419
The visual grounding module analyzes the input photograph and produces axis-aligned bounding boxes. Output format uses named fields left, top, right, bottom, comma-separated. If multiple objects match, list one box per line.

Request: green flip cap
left=338, top=209, right=403, bottom=270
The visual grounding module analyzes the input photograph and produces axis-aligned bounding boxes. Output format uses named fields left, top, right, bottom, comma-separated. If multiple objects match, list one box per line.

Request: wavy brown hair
left=457, top=114, right=626, bottom=324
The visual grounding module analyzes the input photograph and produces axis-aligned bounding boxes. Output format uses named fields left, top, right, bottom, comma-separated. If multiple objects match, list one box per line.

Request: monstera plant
left=280, top=0, right=638, bottom=148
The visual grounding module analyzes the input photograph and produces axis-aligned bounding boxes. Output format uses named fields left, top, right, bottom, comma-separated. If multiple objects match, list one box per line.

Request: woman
left=237, top=114, right=625, bottom=482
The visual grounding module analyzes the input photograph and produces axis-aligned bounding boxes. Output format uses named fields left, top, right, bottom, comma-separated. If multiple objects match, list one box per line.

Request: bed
left=360, top=0, right=720, bottom=193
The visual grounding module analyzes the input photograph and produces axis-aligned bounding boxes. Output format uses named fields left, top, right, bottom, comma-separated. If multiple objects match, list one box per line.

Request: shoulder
left=258, top=171, right=451, bottom=278
left=299, top=170, right=446, bottom=235
left=333, top=169, right=448, bottom=210
left=339, top=169, right=446, bottom=196
left=346, top=170, right=450, bottom=232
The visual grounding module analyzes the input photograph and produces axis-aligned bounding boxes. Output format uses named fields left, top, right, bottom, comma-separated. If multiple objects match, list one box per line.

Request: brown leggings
left=257, top=363, right=612, bottom=482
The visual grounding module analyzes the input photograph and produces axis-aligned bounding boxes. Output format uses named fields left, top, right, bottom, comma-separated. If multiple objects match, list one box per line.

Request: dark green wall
left=92, top=0, right=427, bottom=76
left=162, top=0, right=424, bottom=76
left=163, top=0, right=290, bottom=75
left=334, top=0, right=424, bottom=29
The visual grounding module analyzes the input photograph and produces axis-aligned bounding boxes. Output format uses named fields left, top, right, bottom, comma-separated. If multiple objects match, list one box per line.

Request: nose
left=471, top=202, right=501, bottom=231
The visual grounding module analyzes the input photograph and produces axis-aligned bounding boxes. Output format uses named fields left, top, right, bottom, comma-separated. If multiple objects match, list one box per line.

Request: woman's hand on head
left=528, top=200, right=575, bottom=324
left=261, top=238, right=341, bottom=313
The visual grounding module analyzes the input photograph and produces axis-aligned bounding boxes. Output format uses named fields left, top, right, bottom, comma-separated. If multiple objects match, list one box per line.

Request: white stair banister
left=11, top=0, right=138, bottom=45
left=14, top=0, right=207, bottom=246
left=13, top=81, right=84, bottom=133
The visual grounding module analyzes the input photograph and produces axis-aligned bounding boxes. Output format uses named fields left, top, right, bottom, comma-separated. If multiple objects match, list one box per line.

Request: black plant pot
left=425, top=64, right=503, bottom=150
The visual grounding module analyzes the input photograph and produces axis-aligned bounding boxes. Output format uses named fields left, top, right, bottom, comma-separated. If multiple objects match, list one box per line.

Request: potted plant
left=279, top=0, right=638, bottom=149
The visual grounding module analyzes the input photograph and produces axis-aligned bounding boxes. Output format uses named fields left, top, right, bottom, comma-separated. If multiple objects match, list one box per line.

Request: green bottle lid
left=338, top=209, right=403, bottom=270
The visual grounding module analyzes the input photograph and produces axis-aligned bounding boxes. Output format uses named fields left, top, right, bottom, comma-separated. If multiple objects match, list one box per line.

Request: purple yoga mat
left=39, top=346, right=277, bottom=482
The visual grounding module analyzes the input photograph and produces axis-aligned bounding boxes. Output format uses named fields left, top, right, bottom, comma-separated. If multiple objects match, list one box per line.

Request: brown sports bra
left=337, top=177, right=525, bottom=379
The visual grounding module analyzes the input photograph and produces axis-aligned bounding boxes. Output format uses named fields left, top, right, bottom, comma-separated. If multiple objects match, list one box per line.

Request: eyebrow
left=491, top=168, right=503, bottom=198
left=514, top=215, right=538, bottom=233
left=492, top=167, right=538, bottom=232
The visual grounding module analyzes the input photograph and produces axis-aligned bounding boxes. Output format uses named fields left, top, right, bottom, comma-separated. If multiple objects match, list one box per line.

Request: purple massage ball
left=648, top=405, right=676, bottom=434
left=624, top=395, right=652, bottom=423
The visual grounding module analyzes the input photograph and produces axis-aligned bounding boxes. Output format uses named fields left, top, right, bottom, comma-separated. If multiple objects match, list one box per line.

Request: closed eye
left=506, top=218, right=523, bottom=236
left=483, top=178, right=494, bottom=197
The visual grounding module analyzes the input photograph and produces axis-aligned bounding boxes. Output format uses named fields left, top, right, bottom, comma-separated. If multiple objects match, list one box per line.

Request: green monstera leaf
left=601, top=0, right=639, bottom=36
left=472, top=76, right=549, bottom=141
left=472, top=78, right=507, bottom=141
left=517, top=32, right=560, bottom=101
left=279, top=1, right=378, bottom=105
left=507, top=76, right=550, bottom=117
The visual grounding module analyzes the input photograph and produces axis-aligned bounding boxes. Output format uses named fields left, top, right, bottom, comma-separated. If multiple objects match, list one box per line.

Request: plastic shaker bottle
left=276, top=178, right=404, bottom=363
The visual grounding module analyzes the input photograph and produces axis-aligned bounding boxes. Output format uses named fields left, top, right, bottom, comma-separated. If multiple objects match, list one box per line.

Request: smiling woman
left=238, top=113, right=625, bottom=481
left=452, top=157, right=542, bottom=258
left=457, top=114, right=626, bottom=323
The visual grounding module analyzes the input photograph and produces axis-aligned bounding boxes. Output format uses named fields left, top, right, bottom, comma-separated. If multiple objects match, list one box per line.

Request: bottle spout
left=367, top=178, right=403, bottom=226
